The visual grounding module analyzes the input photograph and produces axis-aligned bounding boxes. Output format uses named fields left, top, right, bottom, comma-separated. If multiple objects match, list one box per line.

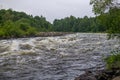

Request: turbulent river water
left=0, top=33, right=119, bottom=80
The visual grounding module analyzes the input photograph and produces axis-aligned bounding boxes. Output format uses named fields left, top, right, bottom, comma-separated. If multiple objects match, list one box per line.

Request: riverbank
left=75, top=68, right=120, bottom=80
left=0, top=32, right=74, bottom=39
left=36, top=32, right=74, bottom=37
left=75, top=46, right=120, bottom=80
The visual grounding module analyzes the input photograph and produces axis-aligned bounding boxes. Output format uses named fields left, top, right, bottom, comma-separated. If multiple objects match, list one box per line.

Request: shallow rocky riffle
left=0, top=33, right=119, bottom=80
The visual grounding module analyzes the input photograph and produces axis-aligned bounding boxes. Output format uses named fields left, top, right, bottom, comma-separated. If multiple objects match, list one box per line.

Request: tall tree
left=90, top=0, right=120, bottom=38
left=90, top=0, right=120, bottom=14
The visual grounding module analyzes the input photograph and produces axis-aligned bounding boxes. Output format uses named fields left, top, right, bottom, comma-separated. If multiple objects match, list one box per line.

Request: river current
left=0, top=33, right=119, bottom=80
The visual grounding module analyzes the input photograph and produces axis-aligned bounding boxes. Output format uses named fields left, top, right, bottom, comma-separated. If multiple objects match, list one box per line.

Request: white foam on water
left=10, top=40, right=20, bottom=51
left=0, top=33, right=120, bottom=80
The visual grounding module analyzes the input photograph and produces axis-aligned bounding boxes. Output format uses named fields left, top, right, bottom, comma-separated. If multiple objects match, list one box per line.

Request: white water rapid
left=0, top=33, right=119, bottom=80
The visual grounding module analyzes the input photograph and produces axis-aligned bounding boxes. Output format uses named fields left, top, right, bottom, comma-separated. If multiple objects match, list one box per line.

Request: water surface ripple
left=0, top=33, right=119, bottom=80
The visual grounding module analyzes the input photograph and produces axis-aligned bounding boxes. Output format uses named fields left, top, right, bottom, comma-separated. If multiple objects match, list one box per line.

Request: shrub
left=105, top=50, right=120, bottom=69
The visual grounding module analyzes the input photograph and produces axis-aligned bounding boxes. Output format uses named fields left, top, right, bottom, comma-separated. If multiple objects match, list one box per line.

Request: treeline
left=98, top=8, right=120, bottom=38
left=0, top=9, right=52, bottom=38
left=0, top=9, right=111, bottom=38
left=53, top=16, right=106, bottom=32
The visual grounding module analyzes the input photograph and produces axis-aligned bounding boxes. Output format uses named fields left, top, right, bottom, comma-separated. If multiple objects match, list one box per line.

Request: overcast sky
left=0, top=0, right=95, bottom=22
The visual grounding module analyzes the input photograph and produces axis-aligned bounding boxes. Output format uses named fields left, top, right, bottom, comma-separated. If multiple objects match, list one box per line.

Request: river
left=0, top=33, right=119, bottom=80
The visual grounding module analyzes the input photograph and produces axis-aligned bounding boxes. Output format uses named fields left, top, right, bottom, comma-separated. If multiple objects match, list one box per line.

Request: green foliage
left=90, top=0, right=119, bottom=14
left=53, top=16, right=106, bottom=32
left=0, top=8, right=115, bottom=38
left=0, top=9, right=52, bottom=38
left=90, top=0, right=120, bottom=39
left=91, top=0, right=120, bottom=73
left=107, top=8, right=120, bottom=38
left=105, top=51, right=120, bottom=69
left=97, top=8, right=120, bottom=39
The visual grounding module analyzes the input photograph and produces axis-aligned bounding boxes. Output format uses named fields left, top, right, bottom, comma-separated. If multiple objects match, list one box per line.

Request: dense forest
left=0, top=9, right=52, bottom=38
left=0, top=9, right=108, bottom=38
left=0, top=8, right=120, bottom=38
left=53, top=16, right=106, bottom=32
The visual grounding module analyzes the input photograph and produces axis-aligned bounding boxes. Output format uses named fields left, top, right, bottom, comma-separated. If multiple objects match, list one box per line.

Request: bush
left=105, top=50, right=120, bottom=69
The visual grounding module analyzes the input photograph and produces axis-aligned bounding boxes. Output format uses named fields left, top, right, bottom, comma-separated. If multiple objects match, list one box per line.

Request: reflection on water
left=0, top=33, right=119, bottom=80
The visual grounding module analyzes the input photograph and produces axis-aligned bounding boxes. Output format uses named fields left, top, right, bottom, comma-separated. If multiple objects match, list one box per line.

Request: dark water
left=0, top=33, right=119, bottom=80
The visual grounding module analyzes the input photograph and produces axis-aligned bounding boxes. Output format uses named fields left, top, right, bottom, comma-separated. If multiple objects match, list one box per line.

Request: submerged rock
left=75, top=70, right=97, bottom=80
left=75, top=68, right=120, bottom=80
left=19, top=44, right=32, bottom=50
left=0, top=46, right=9, bottom=53
left=113, top=76, right=120, bottom=80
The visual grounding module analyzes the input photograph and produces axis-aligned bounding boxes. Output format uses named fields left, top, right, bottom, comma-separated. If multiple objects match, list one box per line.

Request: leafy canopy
left=90, top=0, right=120, bottom=39
left=90, top=0, right=120, bottom=14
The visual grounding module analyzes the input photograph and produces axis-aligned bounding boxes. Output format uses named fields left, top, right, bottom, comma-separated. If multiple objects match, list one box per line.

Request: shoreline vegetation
left=0, top=9, right=107, bottom=39
left=75, top=51, right=120, bottom=80
left=36, top=32, right=74, bottom=37
left=0, top=32, right=74, bottom=39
